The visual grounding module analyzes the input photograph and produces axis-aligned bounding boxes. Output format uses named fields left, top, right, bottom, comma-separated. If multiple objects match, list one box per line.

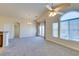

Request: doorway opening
left=14, top=22, right=20, bottom=38
left=38, top=21, right=46, bottom=39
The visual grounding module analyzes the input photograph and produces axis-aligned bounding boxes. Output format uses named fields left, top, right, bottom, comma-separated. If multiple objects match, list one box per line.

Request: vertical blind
left=53, top=18, right=79, bottom=41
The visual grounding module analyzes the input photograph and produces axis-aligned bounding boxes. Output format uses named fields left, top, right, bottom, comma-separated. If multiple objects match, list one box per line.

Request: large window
left=70, top=19, right=79, bottom=41
left=60, top=11, right=79, bottom=41
left=52, top=23, right=58, bottom=37
left=60, top=18, right=79, bottom=41
left=60, top=21, right=69, bottom=40
left=52, top=11, right=79, bottom=42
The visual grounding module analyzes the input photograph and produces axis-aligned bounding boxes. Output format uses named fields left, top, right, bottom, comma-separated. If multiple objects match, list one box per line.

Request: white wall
left=0, top=16, right=36, bottom=39
left=0, top=16, right=16, bottom=39
left=19, top=19, right=36, bottom=38
left=3, top=23, right=14, bottom=39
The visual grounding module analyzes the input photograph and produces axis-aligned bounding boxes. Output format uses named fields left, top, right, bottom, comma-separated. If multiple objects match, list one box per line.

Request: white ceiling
left=0, top=3, right=49, bottom=20
left=0, top=3, right=79, bottom=20
left=59, top=3, right=79, bottom=13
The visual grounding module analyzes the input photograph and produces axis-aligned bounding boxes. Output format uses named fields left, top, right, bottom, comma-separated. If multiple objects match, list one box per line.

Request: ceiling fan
left=46, top=3, right=70, bottom=17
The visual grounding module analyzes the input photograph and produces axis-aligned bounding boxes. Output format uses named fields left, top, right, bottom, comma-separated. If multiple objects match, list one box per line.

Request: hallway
left=0, top=37, right=79, bottom=56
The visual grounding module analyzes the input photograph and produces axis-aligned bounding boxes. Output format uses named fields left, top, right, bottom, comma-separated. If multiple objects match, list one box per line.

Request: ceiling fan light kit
left=49, top=11, right=57, bottom=17
left=46, top=3, right=70, bottom=17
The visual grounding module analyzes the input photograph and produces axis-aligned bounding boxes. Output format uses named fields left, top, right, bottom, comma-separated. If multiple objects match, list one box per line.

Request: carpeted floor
left=0, top=37, right=79, bottom=56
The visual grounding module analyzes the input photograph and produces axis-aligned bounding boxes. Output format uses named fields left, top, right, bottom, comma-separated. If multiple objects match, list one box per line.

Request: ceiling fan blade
left=46, top=5, right=53, bottom=11
left=56, top=12, right=63, bottom=15
left=54, top=3, right=70, bottom=11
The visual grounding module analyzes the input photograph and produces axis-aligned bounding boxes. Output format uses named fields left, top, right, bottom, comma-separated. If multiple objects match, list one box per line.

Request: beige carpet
left=0, top=37, right=79, bottom=56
